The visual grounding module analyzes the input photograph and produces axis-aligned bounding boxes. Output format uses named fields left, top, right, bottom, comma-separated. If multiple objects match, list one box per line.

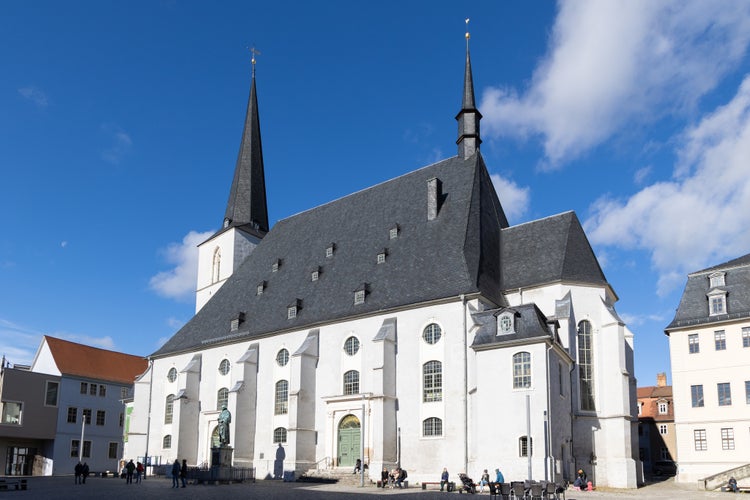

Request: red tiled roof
left=44, top=336, right=148, bottom=385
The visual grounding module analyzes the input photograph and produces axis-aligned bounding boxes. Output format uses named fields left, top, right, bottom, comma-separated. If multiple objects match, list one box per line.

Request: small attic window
left=377, top=249, right=387, bottom=264
left=497, top=311, right=515, bottom=335
left=311, top=267, right=320, bottom=282
left=326, top=243, right=336, bottom=258
left=709, top=272, right=726, bottom=288
left=257, top=281, right=266, bottom=296
left=230, top=312, right=245, bottom=332
left=389, top=225, right=399, bottom=240
left=353, top=284, right=369, bottom=306
left=272, top=259, right=281, bottom=272
left=223, top=218, right=231, bottom=229
left=708, top=289, right=727, bottom=316
left=287, top=299, right=301, bottom=319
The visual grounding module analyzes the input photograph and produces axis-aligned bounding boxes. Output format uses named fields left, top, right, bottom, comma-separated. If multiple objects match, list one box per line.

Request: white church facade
left=127, top=38, right=640, bottom=488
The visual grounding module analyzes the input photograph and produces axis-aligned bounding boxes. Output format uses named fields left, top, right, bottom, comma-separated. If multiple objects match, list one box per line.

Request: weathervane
left=249, top=46, right=261, bottom=78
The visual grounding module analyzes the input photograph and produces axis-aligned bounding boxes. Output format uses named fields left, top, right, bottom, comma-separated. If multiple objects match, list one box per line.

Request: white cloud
left=490, top=173, right=530, bottom=224
left=149, top=230, right=213, bottom=302
left=101, top=124, right=133, bottom=164
left=585, top=75, right=750, bottom=295
left=18, top=86, right=48, bottom=108
left=633, top=166, right=651, bottom=185
left=480, top=0, right=750, bottom=167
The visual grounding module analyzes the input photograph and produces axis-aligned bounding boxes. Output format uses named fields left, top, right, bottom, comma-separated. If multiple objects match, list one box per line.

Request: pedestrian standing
left=74, top=462, right=82, bottom=484
left=180, top=459, right=187, bottom=488
left=82, top=462, right=89, bottom=484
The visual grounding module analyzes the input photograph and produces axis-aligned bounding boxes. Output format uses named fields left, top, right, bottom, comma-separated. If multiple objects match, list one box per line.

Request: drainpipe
left=545, top=343, right=553, bottom=482
left=144, top=359, right=153, bottom=478
left=461, top=294, right=468, bottom=474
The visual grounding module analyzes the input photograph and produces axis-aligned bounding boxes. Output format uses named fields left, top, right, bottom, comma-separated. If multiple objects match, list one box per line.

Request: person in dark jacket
left=440, top=468, right=450, bottom=491
left=74, top=462, right=83, bottom=484
left=81, top=463, right=89, bottom=484
left=171, top=460, right=180, bottom=488
left=381, top=466, right=389, bottom=488
left=180, top=459, right=188, bottom=487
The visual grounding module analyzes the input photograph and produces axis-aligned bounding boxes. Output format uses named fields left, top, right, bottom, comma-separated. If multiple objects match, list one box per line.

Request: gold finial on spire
left=250, top=46, right=261, bottom=77
left=465, top=18, right=470, bottom=40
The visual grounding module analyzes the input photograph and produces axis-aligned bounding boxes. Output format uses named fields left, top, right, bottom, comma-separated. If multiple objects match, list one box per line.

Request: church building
left=128, top=34, right=640, bottom=488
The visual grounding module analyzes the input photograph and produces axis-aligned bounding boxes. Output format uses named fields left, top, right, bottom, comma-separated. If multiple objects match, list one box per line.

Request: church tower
left=195, top=53, right=269, bottom=312
left=456, top=21, right=482, bottom=159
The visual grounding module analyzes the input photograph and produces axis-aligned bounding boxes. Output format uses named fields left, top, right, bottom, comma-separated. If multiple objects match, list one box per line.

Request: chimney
left=427, top=177, right=442, bottom=221
left=656, top=372, right=667, bottom=387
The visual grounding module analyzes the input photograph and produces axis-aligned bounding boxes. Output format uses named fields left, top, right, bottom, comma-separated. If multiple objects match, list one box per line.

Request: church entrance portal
left=337, top=414, right=360, bottom=467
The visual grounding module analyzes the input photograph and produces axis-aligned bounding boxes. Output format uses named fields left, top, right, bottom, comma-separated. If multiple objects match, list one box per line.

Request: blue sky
left=3, top=1, right=750, bottom=388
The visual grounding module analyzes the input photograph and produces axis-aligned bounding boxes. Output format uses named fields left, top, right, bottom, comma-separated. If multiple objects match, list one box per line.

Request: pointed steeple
left=456, top=20, right=482, bottom=159
left=223, top=51, right=269, bottom=234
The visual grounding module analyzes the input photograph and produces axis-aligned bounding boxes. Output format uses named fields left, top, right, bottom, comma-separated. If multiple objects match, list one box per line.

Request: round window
left=344, top=336, right=360, bottom=356
left=167, top=367, right=177, bottom=383
left=276, top=348, right=289, bottom=367
left=218, top=359, right=230, bottom=375
left=423, top=323, right=442, bottom=344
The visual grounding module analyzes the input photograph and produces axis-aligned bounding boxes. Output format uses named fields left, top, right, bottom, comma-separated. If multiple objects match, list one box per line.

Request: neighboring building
left=28, top=336, right=147, bottom=475
left=666, top=253, right=750, bottom=482
left=0, top=361, right=59, bottom=475
left=637, top=373, right=676, bottom=474
left=128, top=36, right=640, bottom=488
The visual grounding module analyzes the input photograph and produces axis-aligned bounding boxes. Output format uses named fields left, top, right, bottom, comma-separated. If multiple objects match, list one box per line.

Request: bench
left=422, top=481, right=455, bottom=491
left=0, top=479, right=27, bottom=491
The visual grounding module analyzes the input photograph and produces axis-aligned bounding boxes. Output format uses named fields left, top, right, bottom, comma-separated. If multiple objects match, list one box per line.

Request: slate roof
left=43, top=336, right=148, bottom=385
left=153, top=153, right=509, bottom=357
left=470, top=303, right=555, bottom=349
left=500, top=211, right=609, bottom=292
left=665, top=252, right=750, bottom=331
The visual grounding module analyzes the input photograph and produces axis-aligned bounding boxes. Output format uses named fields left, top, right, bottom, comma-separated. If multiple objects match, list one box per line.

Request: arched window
left=343, top=370, right=359, bottom=395
left=513, top=352, right=531, bottom=389
left=423, top=361, right=442, bottom=402
left=519, top=436, right=532, bottom=457
left=212, top=247, right=221, bottom=284
left=273, top=427, right=287, bottom=444
left=577, top=320, right=595, bottom=411
left=217, top=388, right=229, bottom=411
left=164, top=394, right=174, bottom=424
left=163, top=434, right=172, bottom=449
left=275, top=380, right=289, bottom=415
left=423, top=323, right=442, bottom=344
left=423, top=417, right=443, bottom=437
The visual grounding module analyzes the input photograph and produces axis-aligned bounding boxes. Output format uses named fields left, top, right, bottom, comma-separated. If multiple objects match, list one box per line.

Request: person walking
left=74, top=462, right=82, bottom=484
left=171, top=459, right=180, bottom=488
left=125, top=459, right=135, bottom=484
left=180, top=459, right=188, bottom=488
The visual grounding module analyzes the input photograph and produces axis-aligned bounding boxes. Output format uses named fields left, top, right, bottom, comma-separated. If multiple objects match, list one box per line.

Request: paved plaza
left=0, top=475, right=735, bottom=500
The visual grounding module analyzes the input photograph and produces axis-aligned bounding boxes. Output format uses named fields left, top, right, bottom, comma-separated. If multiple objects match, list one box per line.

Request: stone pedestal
left=211, top=446, right=233, bottom=467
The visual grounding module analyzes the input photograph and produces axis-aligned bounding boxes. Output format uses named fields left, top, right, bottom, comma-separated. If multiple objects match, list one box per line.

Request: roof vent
left=427, top=177, right=443, bottom=221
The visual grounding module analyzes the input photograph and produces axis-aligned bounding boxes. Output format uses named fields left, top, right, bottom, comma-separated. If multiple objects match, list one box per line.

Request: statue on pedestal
left=218, top=406, right=231, bottom=447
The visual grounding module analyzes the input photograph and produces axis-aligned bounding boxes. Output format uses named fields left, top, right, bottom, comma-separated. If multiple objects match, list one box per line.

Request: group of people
left=73, top=462, right=89, bottom=484
left=171, top=459, right=188, bottom=488
left=380, top=466, right=407, bottom=488
left=122, top=459, right=144, bottom=483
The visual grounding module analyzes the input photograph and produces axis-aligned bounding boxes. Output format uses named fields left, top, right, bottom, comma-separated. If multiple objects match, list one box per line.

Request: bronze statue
left=218, top=406, right=231, bottom=446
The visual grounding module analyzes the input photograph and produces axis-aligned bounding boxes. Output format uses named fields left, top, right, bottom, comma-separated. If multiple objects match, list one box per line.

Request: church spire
left=223, top=48, right=269, bottom=233
left=456, top=19, right=482, bottom=159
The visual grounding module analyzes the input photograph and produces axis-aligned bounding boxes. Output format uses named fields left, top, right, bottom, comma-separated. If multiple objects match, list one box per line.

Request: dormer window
left=223, top=218, right=231, bottom=229
left=272, top=259, right=281, bottom=272
left=708, top=289, right=727, bottom=316
left=497, top=311, right=516, bottom=335
left=230, top=312, right=245, bottom=332
left=326, top=243, right=336, bottom=258
left=311, top=267, right=320, bottom=282
left=353, top=284, right=368, bottom=305
left=257, top=281, right=266, bottom=296
left=287, top=299, right=301, bottom=319
left=377, top=249, right=387, bottom=264
left=709, top=272, right=726, bottom=288
left=389, top=225, right=399, bottom=240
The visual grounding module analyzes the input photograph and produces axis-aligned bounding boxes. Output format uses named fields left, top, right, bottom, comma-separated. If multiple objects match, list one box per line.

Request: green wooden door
left=337, top=415, right=361, bottom=467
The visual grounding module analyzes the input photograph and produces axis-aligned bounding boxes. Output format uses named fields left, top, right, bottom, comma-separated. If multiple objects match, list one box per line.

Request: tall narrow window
left=578, top=320, right=595, bottom=410
left=70, top=440, right=80, bottom=458
left=217, top=388, right=229, bottom=410
left=80, top=382, right=88, bottom=394
left=273, top=427, right=288, bottom=443
left=165, top=394, right=174, bottom=424
left=691, top=385, right=704, bottom=407
left=714, top=330, right=726, bottom=350
left=694, top=429, right=707, bottom=451
left=82, top=409, right=91, bottom=425
left=108, top=442, right=118, bottom=459
left=745, top=381, right=750, bottom=405
left=519, top=436, right=532, bottom=457
left=163, top=435, right=172, bottom=449
left=212, top=247, right=221, bottom=284
left=744, top=327, right=750, bottom=348
left=423, top=417, right=443, bottom=437
left=721, top=428, right=735, bottom=450
left=718, top=383, right=732, bottom=406
left=96, top=410, right=105, bottom=426
left=688, top=333, right=700, bottom=354
left=513, top=352, right=532, bottom=389
left=423, top=361, right=443, bottom=402
left=67, top=407, right=77, bottom=424
left=343, top=370, right=360, bottom=395
left=45, top=381, right=59, bottom=406
left=275, top=380, right=289, bottom=415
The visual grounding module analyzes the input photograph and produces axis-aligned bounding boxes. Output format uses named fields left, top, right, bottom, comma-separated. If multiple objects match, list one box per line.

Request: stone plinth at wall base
left=211, top=446, right=234, bottom=468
